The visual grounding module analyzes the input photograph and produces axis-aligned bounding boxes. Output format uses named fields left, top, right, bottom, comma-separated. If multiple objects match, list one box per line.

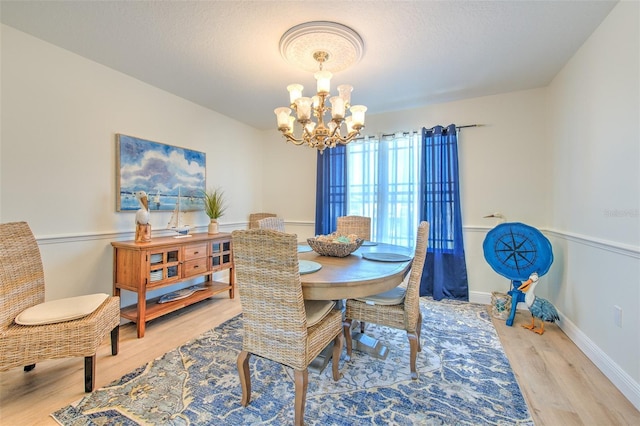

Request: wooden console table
left=111, top=232, right=234, bottom=338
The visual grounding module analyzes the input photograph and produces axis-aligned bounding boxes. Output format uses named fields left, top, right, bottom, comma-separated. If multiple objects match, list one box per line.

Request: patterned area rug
left=52, top=298, right=533, bottom=425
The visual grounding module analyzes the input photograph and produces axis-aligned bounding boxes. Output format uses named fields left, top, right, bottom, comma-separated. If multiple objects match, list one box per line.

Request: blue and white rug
left=52, top=298, right=533, bottom=425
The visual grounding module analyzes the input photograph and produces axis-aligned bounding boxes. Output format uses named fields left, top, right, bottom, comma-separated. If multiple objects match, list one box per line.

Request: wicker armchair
left=257, top=216, right=285, bottom=232
left=248, top=212, right=277, bottom=229
left=232, top=229, right=343, bottom=426
left=337, top=215, right=371, bottom=241
left=0, top=221, right=120, bottom=392
left=343, top=221, right=429, bottom=379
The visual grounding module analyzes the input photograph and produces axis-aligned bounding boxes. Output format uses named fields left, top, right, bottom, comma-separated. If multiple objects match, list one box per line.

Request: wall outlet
left=613, top=305, right=623, bottom=327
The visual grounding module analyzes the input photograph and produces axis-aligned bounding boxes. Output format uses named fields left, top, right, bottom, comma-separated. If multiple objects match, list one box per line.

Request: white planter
left=208, top=220, right=219, bottom=234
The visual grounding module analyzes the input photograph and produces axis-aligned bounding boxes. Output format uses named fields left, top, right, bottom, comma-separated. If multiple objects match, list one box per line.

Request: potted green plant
left=202, top=188, right=227, bottom=234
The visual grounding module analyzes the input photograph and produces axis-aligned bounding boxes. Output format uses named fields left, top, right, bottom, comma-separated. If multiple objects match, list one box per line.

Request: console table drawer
left=183, top=257, right=208, bottom=277
left=184, top=243, right=208, bottom=260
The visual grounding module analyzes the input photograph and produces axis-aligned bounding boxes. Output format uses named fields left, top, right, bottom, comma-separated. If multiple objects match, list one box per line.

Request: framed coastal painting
left=116, top=134, right=206, bottom=212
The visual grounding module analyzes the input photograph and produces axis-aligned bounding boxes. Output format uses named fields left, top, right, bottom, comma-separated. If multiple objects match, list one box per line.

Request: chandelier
left=274, top=22, right=367, bottom=153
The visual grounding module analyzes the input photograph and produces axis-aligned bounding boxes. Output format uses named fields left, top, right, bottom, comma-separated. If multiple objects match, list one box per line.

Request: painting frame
left=116, top=134, right=206, bottom=212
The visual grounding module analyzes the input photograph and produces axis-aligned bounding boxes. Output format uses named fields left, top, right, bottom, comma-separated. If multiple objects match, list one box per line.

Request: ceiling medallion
left=275, top=22, right=367, bottom=153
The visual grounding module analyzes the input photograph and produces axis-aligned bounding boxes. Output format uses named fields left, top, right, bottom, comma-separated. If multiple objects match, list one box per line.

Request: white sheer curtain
left=345, top=131, right=421, bottom=248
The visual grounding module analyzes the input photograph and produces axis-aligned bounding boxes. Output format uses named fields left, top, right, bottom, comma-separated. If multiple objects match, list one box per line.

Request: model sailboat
left=152, top=189, right=161, bottom=210
left=167, top=186, right=191, bottom=238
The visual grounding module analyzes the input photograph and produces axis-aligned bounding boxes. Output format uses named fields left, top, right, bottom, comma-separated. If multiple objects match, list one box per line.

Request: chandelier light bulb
left=286, top=116, right=295, bottom=134
left=274, top=107, right=292, bottom=130
left=295, top=97, right=313, bottom=121
left=314, top=70, right=332, bottom=94
left=345, top=116, right=356, bottom=134
left=305, top=121, right=316, bottom=134
left=337, top=84, right=353, bottom=107
left=350, top=105, right=367, bottom=127
left=330, top=96, right=345, bottom=119
left=287, top=84, right=303, bottom=104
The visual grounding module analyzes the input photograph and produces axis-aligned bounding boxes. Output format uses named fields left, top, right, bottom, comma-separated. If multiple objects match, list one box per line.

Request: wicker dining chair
left=0, top=221, right=120, bottom=392
left=336, top=215, right=372, bottom=241
left=232, top=228, right=343, bottom=426
left=248, top=212, right=277, bottom=229
left=257, top=216, right=285, bottom=232
left=343, top=221, right=429, bottom=380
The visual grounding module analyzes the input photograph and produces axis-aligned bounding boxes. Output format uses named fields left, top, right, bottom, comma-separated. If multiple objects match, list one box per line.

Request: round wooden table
left=298, top=242, right=413, bottom=300
left=298, top=242, right=414, bottom=366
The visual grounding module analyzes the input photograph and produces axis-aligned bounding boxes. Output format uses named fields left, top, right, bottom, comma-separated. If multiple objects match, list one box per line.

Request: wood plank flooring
left=1, top=296, right=638, bottom=425
left=491, top=311, right=640, bottom=425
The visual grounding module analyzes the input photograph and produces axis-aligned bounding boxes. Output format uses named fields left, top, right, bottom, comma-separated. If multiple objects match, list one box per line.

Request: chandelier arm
left=337, top=130, right=363, bottom=145
left=329, top=119, right=344, bottom=138
left=280, top=132, right=307, bottom=146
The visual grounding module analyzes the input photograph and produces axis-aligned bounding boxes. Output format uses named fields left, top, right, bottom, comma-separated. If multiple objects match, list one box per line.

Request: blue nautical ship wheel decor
left=483, top=222, right=553, bottom=325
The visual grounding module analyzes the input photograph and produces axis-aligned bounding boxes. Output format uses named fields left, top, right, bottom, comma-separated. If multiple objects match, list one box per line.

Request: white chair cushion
left=15, top=293, right=109, bottom=325
left=355, top=286, right=406, bottom=306
left=305, top=300, right=335, bottom=327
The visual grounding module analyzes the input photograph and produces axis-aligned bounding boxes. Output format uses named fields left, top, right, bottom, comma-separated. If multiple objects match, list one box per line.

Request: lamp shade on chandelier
left=275, top=22, right=367, bottom=153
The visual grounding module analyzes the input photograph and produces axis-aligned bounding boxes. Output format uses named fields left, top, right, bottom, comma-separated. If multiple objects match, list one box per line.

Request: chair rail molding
left=35, top=224, right=242, bottom=245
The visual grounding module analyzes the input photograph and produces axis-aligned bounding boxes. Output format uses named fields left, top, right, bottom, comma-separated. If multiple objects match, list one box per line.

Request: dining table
left=297, top=241, right=414, bottom=370
left=297, top=241, right=414, bottom=300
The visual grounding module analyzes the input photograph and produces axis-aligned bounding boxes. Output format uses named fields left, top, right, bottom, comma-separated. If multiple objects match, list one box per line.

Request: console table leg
left=137, top=291, right=146, bottom=338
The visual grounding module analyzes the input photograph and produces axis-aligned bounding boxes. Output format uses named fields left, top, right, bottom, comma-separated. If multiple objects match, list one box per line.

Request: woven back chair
left=232, top=228, right=343, bottom=426
left=257, top=216, right=285, bottom=232
left=336, top=215, right=372, bottom=241
left=343, top=221, right=429, bottom=379
left=248, top=212, right=277, bottom=229
left=0, top=221, right=120, bottom=392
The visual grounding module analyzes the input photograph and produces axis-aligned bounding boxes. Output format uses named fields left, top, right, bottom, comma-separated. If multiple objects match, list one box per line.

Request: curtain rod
left=357, top=124, right=482, bottom=140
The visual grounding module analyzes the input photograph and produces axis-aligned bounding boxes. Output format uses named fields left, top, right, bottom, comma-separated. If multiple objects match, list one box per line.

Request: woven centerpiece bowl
left=307, top=237, right=364, bottom=257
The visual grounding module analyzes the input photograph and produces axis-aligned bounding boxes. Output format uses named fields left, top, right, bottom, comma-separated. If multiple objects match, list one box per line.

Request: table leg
left=308, top=303, right=390, bottom=374
left=309, top=343, right=334, bottom=373
left=347, top=320, right=389, bottom=360
left=350, top=330, right=389, bottom=360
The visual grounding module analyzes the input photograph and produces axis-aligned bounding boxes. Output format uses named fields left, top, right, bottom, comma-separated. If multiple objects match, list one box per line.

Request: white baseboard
left=472, top=290, right=640, bottom=411
left=558, top=313, right=640, bottom=411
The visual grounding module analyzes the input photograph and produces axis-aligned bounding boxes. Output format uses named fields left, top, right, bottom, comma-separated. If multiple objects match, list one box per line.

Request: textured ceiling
left=1, top=1, right=617, bottom=130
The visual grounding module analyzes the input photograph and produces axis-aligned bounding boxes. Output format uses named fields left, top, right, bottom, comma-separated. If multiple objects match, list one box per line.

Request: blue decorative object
left=483, top=222, right=553, bottom=326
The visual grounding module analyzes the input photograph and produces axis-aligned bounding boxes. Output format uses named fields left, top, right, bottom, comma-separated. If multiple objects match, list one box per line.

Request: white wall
left=1, top=25, right=263, bottom=304
left=259, top=129, right=318, bottom=240
left=545, top=1, right=640, bottom=407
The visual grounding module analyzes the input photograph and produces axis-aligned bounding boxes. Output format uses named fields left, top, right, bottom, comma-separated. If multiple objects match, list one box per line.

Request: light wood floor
left=1, top=296, right=638, bottom=425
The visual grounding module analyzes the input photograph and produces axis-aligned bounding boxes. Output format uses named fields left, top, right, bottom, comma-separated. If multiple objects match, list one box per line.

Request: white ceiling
left=1, top=1, right=617, bottom=130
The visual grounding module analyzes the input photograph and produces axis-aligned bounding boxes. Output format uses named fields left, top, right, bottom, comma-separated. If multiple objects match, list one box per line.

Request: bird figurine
left=518, top=272, right=559, bottom=335
left=134, top=190, right=150, bottom=225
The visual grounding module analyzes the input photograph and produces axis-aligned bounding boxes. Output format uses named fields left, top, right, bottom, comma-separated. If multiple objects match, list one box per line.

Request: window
left=345, top=132, right=421, bottom=248
left=318, top=124, right=468, bottom=300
